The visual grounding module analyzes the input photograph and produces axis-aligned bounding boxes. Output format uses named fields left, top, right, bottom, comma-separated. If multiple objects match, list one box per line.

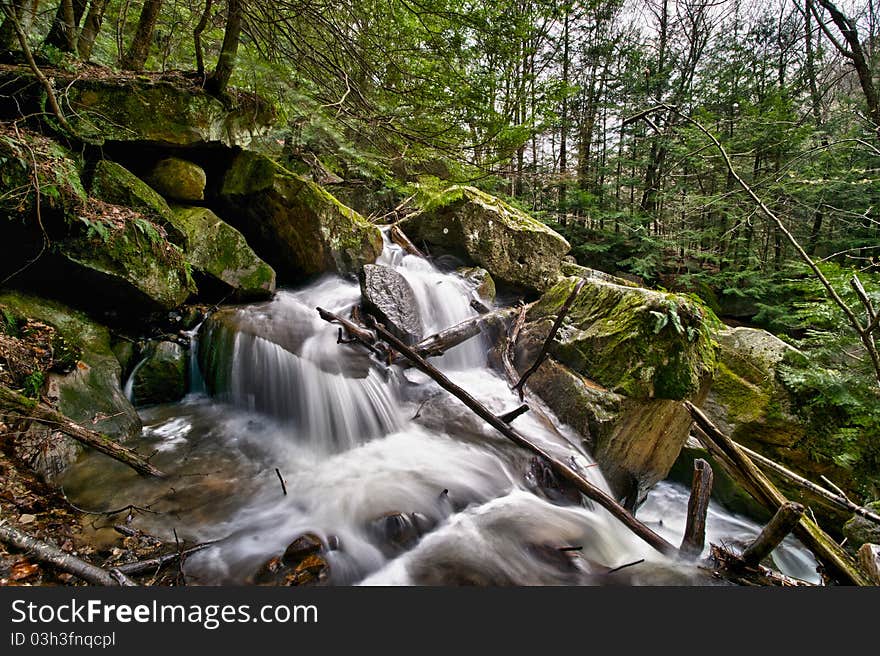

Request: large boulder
left=527, top=276, right=718, bottom=401
left=361, top=264, right=422, bottom=344
left=399, top=186, right=570, bottom=294
left=171, top=206, right=275, bottom=301
left=62, top=76, right=274, bottom=147
left=842, top=502, right=880, bottom=552
left=129, top=341, right=187, bottom=407
left=89, top=160, right=185, bottom=246
left=218, top=151, right=383, bottom=280
left=0, top=291, right=141, bottom=477
left=146, top=158, right=206, bottom=202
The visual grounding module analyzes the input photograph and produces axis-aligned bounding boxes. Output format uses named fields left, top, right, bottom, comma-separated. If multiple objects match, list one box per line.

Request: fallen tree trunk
left=741, top=502, right=805, bottom=567
left=349, top=313, right=678, bottom=556
left=0, top=522, right=128, bottom=586
left=686, top=401, right=870, bottom=586
left=396, top=306, right=519, bottom=363
left=501, top=304, right=529, bottom=386
left=680, top=458, right=713, bottom=558
left=735, top=441, right=880, bottom=528
left=0, top=385, right=165, bottom=478
left=389, top=224, right=425, bottom=258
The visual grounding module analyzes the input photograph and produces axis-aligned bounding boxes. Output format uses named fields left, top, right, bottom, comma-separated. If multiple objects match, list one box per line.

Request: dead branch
left=741, top=502, right=805, bottom=567
left=502, top=303, right=529, bottom=386
left=389, top=223, right=425, bottom=257
left=708, top=544, right=813, bottom=587
left=686, top=401, right=870, bottom=585
left=513, top=278, right=585, bottom=399
left=497, top=404, right=529, bottom=424
left=680, top=458, right=714, bottom=558
left=113, top=542, right=215, bottom=576
left=0, top=385, right=165, bottom=478
left=0, top=522, right=129, bottom=586
left=396, top=305, right=519, bottom=363
left=357, top=313, right=678, bottom=556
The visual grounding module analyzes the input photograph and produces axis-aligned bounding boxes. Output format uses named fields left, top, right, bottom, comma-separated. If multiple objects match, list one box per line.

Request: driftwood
left=513, top=279, right=585, bottom=399
left=0, top=385, right=165, bottom=478
left=113, top=542, right=216, bottom=576
left=396, top=306, right=519, bottom=363
left=347, top=313, right=679, bottom=556
left=0, top=522, right=130, bottom=586
left=741, top=502, right=805, bottom=567
left=735, top=441, right=880, bottom=528
left=317, top=307, right=390, bottom=361
left=389, top=224, right=425, bottom=258
left=501, top=303, right=529, bottom=386
left=708, top=544, right=812, bottom=587
left=680, top=458, right=714, bottom=558
left=686, top=401, right=871, bottom=586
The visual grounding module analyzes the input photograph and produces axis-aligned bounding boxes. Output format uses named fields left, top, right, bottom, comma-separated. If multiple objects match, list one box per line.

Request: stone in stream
left=253, top=533, right=330, bottom=586
left=457, top=266, right=496, bottom=302
left=369, top=511, right=435, bottom=554
left=129, top=341, right=187, bottom=407
left=360, top=264, right=423, bottom=344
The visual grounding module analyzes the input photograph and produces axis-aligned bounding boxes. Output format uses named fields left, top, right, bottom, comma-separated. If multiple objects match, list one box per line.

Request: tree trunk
left=44, top=0, right=85, bottom=52
left=77, top=0, right=108, bottom=60
left=193, top=0, right=214, bottom=77
left=206, top=0, right=242, bottom=96
left=120, top=0, right=163, bottom=71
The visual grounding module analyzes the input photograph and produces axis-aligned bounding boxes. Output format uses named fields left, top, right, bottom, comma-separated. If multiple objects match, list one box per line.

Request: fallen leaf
left=10, top=561, right=39, bottom=581
left=18, top=514, right=36, bottom=524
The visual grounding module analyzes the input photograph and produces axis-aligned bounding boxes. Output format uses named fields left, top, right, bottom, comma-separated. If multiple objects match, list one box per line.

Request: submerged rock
left=129, top=341, right=187, bottom=407
left=146, top=158, right=206, bottom=202
left=218, top=151, right=383, bottom=280
left=399, top=185, right=570, bottom=293
left=369, top=511, right=434, bottom=555
left=170, top=206, right=275, bottom=301
left=361, top=264, right=422, bottom=344
left=0, top=291, right=141, bottom=477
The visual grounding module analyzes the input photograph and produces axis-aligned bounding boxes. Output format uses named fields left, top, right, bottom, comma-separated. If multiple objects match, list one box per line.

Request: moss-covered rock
left=63, top=77, right=274, bottom=147
left=560, top=261, right=639, bottom=288
left=0, top=291, right=140, bottom=477
left=146, top=158, right=206, bottom=202
left=218, top=151, right=383, bottom=280
left=528, top=276, right=719, bottom=401
left=842, top=502, right=880, bottom=551
left=171, top=206, right=275, bottom=300
left=399, top=186, right=570, bottom=293
left=129, top=340, right=187, bottom=407
left=457, top=267, right=496, bottom=302
left=90, top=160, right=185, bottom=246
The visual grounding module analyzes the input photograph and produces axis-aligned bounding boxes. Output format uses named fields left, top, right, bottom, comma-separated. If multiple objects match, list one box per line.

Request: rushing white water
left=60, top=230, right=820, bottom=586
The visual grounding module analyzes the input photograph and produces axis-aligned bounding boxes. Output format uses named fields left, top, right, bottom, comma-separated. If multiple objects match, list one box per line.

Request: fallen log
left=113, top=542, right=216, bottom=576
left=513, top=278, right=586, bottom=399
left=389, top=224, right=426, bottom=258
left=316, top=307, right=390, bottom=361
left=858, top=544, right=880, bottom=585
left=501, top=303, right=529, bottom=386
left=708, top=544, right=812, bottom=587
left=0, top=385, right=165, bottom=478
left=680, top=458, right=714, bottom=558
left=741, top=502, right=805, bottom=567
left=358, top=314, right=678, bottom=556
left=394, top=306, right=519, bottom=363
left=0, top=522, right=128, bottom=586
left=686, top=401, right=870, bottom=586
left=735, top=441, right=880, bottom=528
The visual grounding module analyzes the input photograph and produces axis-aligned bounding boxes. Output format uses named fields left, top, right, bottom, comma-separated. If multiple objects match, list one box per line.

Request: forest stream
left=58, top=231, right=820, bottom=586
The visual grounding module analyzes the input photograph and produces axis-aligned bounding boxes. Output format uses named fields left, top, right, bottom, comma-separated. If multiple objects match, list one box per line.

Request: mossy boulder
left=218, top=151, right=383, bottom=280
left=146, top=158, right=206, bottom=202
left=399, top=186, right=570, bottom=294
left=171, top=206, right=275, bottom=301
left=0, top=291, right=140, bottom=477
left=560, top=261, right=639, bottom=288
left=63, top=77, right=274, bottom=147
left=90, top=160, right=185, bottom=246
left=842, top=502, right=880, bottom=551
left=457, top=267, right=496, bottom=302
left=527, top=276, right=719, bottom=401
left=129, top=341, right=187, bottom=407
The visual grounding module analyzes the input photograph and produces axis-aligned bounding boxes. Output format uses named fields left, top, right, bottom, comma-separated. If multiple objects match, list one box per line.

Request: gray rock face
left=130, top=341, right=187, bottom=407
left=361, top=264, right=423, bottom=344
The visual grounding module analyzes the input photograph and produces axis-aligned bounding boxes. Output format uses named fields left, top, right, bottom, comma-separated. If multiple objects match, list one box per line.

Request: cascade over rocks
left=399, top=186, right=570, bottom=294
left=218, top=151, right=384, bottom=280
left=360, top=264, right=423, bottom=344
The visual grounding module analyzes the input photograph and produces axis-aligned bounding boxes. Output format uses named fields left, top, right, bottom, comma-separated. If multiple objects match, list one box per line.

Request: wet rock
left=842, top=502, right=880, bottom=551
left=170, top=206, right=275, bottom=301
left=129, top=341, right=187, bottom=407
left=525, top=457, right=581, bottom=505
left=361, top=264, right=422, bottom=344
left=399, top=185, right=570, bottom=294
left=369, top=511, right=434, bottom=554
left=0, top=291, right=141, bottom=477
left=253, top=532, right=330, bottom=586
left=218, top=150, right=383, bottom=280
left=146, top=158, right=206, bottom=202
left=282, top=532, right=324, bottom=564
left=457, top=266, right=496, bottom=302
